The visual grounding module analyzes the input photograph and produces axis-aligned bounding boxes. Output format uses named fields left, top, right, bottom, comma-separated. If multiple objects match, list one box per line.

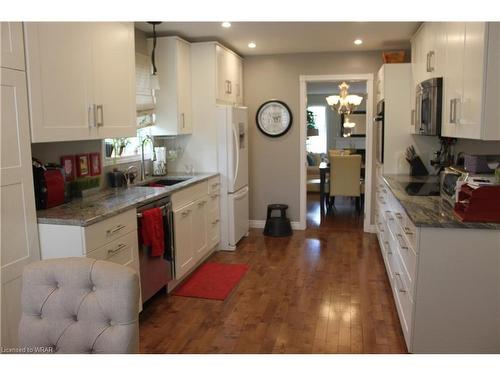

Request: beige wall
left=244, top=50, right=390, bottom=222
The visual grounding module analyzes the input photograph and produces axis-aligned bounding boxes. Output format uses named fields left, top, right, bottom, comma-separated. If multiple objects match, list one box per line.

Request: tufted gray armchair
left=19, top=257, right=140, bottom=354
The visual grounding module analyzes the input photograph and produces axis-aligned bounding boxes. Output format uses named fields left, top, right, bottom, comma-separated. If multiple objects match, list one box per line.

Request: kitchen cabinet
left=24, top=22, right=136, bottom=142
left=1, top=22, right=25, bottom=70
left=171, top=177, right=220, bottom=281
left=412, top=22, right=500, bottom=140
left=149, top=36, right=192, bottom=136
left=375, top=171, right=500, bottom=353
left=216, top=44, right=243, bottom=105
left=1, top=66, right=41, bottom=349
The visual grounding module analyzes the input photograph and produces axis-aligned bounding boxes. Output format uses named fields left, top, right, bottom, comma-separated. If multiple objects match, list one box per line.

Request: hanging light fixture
left=148, top=21, right=162, bottom=91
left=325, top=82, right=363, bottom=115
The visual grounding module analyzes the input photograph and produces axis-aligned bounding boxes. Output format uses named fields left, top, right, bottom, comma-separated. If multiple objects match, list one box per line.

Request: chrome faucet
left=125, top=165, right=139, bottom=187
left=140, top=135, right=153, bottom=181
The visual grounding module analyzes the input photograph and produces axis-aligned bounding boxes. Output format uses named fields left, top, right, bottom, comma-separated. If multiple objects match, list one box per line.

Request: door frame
left=299, top=74, right=375, bottom=232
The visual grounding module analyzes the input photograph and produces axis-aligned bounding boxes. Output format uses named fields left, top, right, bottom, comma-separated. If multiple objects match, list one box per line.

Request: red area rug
left=173, top=262, right=249, bottom=300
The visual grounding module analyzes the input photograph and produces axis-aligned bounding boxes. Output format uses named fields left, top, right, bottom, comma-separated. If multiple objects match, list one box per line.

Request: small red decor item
left=60, top=155, right=75, bottom=181
left=89, top=152, right=101, bottom=176
left=76, top=154, right=90, bottom=177
left=174, top=262, right=249, bottom=300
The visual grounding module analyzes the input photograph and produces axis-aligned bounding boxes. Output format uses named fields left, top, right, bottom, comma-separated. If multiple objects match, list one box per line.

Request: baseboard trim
left=249, top=220, right=304, bottom=230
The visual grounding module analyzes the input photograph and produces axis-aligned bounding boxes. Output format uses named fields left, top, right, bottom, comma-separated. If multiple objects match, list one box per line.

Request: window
left=103, top=127, right=154, bottom=165
left=307, top=106, right=327, bottom=154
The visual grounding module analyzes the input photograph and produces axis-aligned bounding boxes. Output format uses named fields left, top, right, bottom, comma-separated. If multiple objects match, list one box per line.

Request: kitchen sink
left=146, top=177, right=192, bottom=187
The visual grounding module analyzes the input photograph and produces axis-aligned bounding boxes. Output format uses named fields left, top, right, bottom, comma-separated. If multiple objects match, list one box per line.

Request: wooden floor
left=139, top=193, right=407, bottom=353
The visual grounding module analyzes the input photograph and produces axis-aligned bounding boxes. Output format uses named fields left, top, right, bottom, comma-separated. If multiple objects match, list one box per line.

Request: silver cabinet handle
left=426, top=52, right=430, bottom=72
left=211, top=193, right=220, bottom=199
left=96, top=105, right=104, bottom=127
left=181, top=209, right=191, bottom=217
left=394, top=212, right=403, bottom=221
left=106, top=224, right=126, bottom=236
left=212, top=219, right=220, bottom=225
left=88, top=105, right=95, bottom=128
left=107, top=243, right=127, bottom=256
left=181, top=113, right=185, bottom=129
left=411, top=109, right=415, bottom=126
left=384, top=242, right=392, bottom=255
left=396, top=233, right=409, bottom=250
left=377, top=223, right=384, bottom=232
left=198, top=200, right=207, bottom=207
left=225, top=80, right=230, bottom=94
left=403, top=227, right=414, bottom=236
left=228, top=81, right=232, bottom=94
left=211, top=182, right=220, bottom=188
left=428, top=51, right=435, bottom=72
left=394, top=273, right=406, bottom=293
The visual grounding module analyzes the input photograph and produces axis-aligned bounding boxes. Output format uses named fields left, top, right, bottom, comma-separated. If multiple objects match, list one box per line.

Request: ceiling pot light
left=248, top=42, right=256, bottom=49
left=221, top=22, right=231, bottom=28
left=354, top=39, right=363, bottom=45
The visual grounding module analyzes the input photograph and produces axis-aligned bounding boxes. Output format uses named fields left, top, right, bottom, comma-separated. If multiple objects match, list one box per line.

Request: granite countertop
left=382, top=174, right=500, bottom=230
left=37, top=173, right=219, bottom=227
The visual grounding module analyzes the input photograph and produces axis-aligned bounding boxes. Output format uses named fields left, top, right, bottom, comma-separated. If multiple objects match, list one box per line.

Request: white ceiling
left=135, top=22, right=420, bottom=56
left=307, top=81, right=367, bottom=95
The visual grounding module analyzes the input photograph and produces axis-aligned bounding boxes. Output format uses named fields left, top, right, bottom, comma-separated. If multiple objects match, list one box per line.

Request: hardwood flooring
left=139, top=193, right=407, bottom=354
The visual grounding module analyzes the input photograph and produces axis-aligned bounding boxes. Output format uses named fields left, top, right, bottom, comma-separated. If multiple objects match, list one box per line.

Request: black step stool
left=263, top=204, right=292, bottom=237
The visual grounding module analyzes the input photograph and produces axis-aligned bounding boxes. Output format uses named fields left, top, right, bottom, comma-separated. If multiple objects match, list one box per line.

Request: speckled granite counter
left=37, top=173, right=218, bottom=227
left=382, top=174, right=500, bottom=229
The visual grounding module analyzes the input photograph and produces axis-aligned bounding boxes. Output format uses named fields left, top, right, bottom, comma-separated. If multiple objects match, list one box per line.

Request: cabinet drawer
left=391, top=253, right=414, bottom=345
left=207, top=209, right=221, bottom=248
left=84, top=209, right=137, bottom=252
left=393, top=210, right=418, bottom=251
left=393, top=228, right=417, bottom=290
left=172, top=181, right=208, bottom=210
left=207, top=191, right=220, bottom=217
left=207, top=176, right=221, bottom=194
left=86, top=230, right=138, bottom=269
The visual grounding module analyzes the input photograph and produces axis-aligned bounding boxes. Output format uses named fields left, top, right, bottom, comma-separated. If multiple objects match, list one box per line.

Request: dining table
left=319, top=161, right=365, bottom=214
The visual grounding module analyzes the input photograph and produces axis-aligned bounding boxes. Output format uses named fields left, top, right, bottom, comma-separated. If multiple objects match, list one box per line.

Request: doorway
left=299, top=74, right=374, bottom=232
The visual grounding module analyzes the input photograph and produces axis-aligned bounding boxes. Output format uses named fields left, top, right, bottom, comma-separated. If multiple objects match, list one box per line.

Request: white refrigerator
left=216, top=106, right=249, bottom=251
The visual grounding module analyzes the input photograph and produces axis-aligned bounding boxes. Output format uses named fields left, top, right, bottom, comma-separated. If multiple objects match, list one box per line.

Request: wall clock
left=256, top=100, right=293, bottom=137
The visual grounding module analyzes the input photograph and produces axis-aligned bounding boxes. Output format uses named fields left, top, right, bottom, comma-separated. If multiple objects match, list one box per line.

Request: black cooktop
left=403, top=182, right=441, bottom=196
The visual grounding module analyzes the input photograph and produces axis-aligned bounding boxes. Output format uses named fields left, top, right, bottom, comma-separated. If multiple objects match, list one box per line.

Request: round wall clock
left=256, top=100, right=293, bottom=137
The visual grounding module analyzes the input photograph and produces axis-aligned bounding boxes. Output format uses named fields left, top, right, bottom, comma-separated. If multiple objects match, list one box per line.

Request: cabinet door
left=1, top=68, right=41, bottom=348
left=24, top=22, right=95, bottom=142
left=192, top=198, right=208, bottom=261
left=92, top=22, right=136, bottom=139
left=174, top=203, right=195, bottom=280
left=177, top=39, right=192, bottom=134
left=1, top=22, right=25, bottom=70
left=430, top=22, right=447, bottom=78
left=442, top=22, right=465, bottom=137
left=458, top=22, right=486, bottom=139
left=216, top=45, right=230, bottom=103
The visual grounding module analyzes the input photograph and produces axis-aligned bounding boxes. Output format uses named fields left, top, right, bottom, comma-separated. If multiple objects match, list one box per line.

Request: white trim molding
left=249, top=220, right=304, bottom=230
left=299, top=73, right=375, bottom=234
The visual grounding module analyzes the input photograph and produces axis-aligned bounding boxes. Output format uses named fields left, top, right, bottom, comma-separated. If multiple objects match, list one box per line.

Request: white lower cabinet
left=171, top=177, right=220, bottom=281
left=375, top=174, right=500, bottom=353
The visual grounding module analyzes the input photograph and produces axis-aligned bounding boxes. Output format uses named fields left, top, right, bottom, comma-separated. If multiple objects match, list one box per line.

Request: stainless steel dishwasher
left=137, top=196, right=174, bottom=303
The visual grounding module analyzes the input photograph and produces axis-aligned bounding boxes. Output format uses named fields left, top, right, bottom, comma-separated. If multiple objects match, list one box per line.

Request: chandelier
left=325, top=82, right=363, bottom=115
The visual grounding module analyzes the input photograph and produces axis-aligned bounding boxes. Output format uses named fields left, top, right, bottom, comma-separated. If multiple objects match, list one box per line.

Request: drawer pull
left=385, top=211, right=394, bottom=221
left=107, top=243, right=127, bottom=256
left=212, top=219, right=220, bottom=225
left=394, top=273, right=407, bottom=293
left=396, top=234, right=408, bottom=250
left=181, top=210, right=191, bottom=217
left=211, top=193, right=220, bottom=199
left=394, top=213, right=403, bottom=221
left=384, top=242, right=392, bottom=255
left=211, top=182, right=220, bottom=188
left=403, top=227, right=414, bottom=236
left=198, top=200, right=207, bottom=207
left=106, top=224, right=126, bottom=236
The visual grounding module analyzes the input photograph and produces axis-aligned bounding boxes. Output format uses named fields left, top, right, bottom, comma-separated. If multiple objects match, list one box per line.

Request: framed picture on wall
left=76, top=154, right=90, bottom=177
left=89, top=152, right=101, bottom=176
left=60, top=155, right=76, bottom=181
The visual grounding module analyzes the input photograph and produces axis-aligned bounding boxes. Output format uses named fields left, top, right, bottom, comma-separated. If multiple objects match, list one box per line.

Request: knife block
left=407, top=156, right=429, bottom=176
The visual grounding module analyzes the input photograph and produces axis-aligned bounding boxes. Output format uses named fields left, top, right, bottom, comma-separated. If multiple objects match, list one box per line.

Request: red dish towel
left=141, top=207, right=164, bottom=257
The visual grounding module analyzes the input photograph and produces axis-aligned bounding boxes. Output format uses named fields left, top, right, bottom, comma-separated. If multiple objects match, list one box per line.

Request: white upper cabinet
left=412, top=22, right=500, bottom=140
left=1, top=22, right=25, bottom=70
left=149, top=36, right=192, bottom=136
left=215, top=44, right=243, bottom=105
left=24, top=22, right=136, bottom=143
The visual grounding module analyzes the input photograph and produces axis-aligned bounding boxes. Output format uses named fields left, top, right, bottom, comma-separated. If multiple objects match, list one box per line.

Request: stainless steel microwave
left=414, top=77, right=442, bottom=136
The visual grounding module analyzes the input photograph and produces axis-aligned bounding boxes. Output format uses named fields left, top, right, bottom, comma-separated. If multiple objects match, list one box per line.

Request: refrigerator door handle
left=232, top=124, right=240, bottom=188
left=233, top=186, right=249, bottom=200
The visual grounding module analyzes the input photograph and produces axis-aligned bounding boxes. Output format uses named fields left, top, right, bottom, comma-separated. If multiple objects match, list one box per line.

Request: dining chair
left=328, top=154, right=363, bottom=213
left=328, top=149, right=354, bottom=156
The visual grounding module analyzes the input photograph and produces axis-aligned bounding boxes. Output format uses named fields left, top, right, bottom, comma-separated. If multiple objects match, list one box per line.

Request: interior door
left=1, top=22, right=25, bottom=70
left=24, top=22, right=94, bottom=142
left=91, top=22, right=136, bottom=138
left=1, top=68, right=41, bottom=348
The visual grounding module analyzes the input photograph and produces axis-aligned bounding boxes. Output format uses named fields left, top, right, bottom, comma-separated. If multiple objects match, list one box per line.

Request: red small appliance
left=32, top=159, right=66, bottom=209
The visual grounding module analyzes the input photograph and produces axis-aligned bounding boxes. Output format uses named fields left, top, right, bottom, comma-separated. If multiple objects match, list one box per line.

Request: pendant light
left=148, top=21, right=162, bottom=91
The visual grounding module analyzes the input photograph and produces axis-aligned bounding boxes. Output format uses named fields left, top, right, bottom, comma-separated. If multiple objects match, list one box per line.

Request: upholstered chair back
left=329, top=154, right=362, bottom=197
left=19, top=257, right=140, bottom=354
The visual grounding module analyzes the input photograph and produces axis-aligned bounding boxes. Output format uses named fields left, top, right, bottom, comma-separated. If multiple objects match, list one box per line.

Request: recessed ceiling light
left=354, top=39, right=363, bottom=45
left=248, top=42, right=256, bottom=49
left=221, top=22, right=231, bottom=28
